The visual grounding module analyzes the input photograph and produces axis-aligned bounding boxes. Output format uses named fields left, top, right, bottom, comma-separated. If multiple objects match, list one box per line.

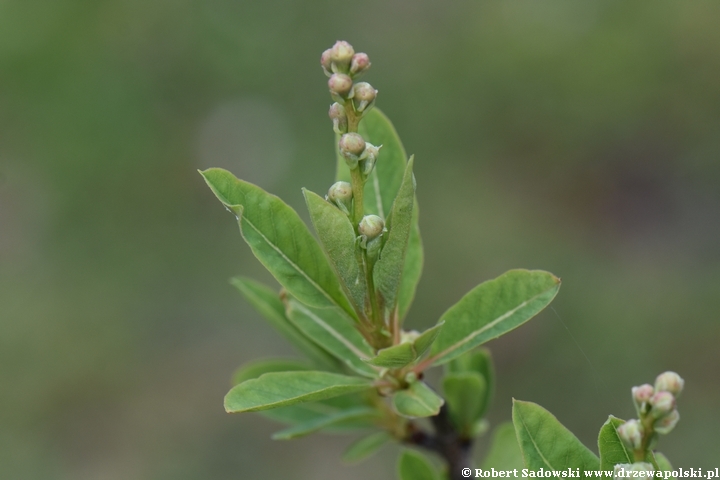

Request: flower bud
left=327, top=181, right=352, bottom=215
left=339, top=133, right=366, bottom=169
left=632, top=384, right=654, bottom=404
left=320, top=48, right=333, bottom=76
left=617, top=419, right=644, bottom=450
left=329, top=41, right=355, bottom=71
left=654, top=409, right=679, bottom=435
left=655, top=371, right=684, bottom=397
left=352, top=82, right=377, bottom=113
left=350, top=53, right=371, bottom=77
left=328, top=73, right=354, bottom=99
left=360, top=142, right=381, bottom=176
left=328, top=102, right=348, bottom=134
left=358, top=215, right=385, bottom=240
left=649, top=391, right=676, bottom=419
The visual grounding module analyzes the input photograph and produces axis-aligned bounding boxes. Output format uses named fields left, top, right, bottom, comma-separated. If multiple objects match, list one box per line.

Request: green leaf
left=342, top=432, right=392, bottom=463
left=512, top=399, right=599, bottom=470
left=654, top=452, right=673, bottom=471
left=259, top=394, right=369, bottom=426
left=397, top=449, right=440, bottom=480
left=398, top=208, right=423, bottom=320
left=374, top=156, right=416, bottom=317
left=201, top=168, right=355, bottom=319
left=224, top=371, right=374, bottom=413
left=430, top=270, right=561, bottom=365
left=231, top=277, right=340, bottom=370
left=286, top=299, right=378, bottom=377
left=366, top=322, right=444, bottom=368
left=392, top=381, right=444, bottom=418
left=598, top=416, right=635, bottom=469
left=482, top=422, right=525, bottom=469
left=443, top=372, right=486, bottom=435
left=446, top=349, right=494, bottom=420
left=232, top=358, right=310, bottom=386
left=303, top=189, right=366, bottom=313
left=271, top=407, right=378, bottom=440
left=598, top=416, right=659, bottom=469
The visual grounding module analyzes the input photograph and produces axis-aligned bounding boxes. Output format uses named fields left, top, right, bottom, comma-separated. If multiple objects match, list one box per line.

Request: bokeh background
left=2, top=1, right=719, bottom=478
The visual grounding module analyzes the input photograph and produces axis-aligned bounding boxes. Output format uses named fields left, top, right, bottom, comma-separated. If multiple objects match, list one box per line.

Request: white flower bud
left=327, top=181, right=352, bottom=215
left=352, top=82, right=377, bottom=113
left=350, top=53, right=371, bottom=77
left=358, top=215, right=384, bottom=241
left=654, top=409, right=679, bottom=435
left=329, top=41, right=354, bottom=72
left=328, top=73, right=353, bottom=99
left=649, top=391, right=676, bottom=419
left=614, top=463, right=654, bottom=480
left=328, top=102, right=348, bottom=134
left=655, top=371, right=684, bottom=397
left=360, top=142, right=381, bottom=176
left=617, top=419, right=644, bottom=450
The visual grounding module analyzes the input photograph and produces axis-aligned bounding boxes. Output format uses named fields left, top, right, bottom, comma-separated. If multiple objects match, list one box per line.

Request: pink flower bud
left=654, top=409, right=679, bottom=435
left=649, top=391, right=676, bottom=419
left=328, top=102, right=348, bottom=134
left=320, top=48, right=333, bottom=76
left=350, top=53, right=371, bottom=77
left=338, top=133, right=366, bottom=162
left=328, top=73, right=353, bottom=98
left=352, top=82, right=377, bottom=113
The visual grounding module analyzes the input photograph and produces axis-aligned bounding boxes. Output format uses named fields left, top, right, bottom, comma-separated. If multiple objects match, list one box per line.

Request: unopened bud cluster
left=322, top=41, right=378, bottom=134
left=618, top=371, right=683, bottom=455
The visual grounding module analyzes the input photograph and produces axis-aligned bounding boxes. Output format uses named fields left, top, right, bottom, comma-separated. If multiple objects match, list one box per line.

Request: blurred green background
left=2, top=1, right=719, bottom=478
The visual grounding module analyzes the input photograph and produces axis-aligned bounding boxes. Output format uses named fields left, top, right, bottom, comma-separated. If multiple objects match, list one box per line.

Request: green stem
left=634, top=414, right=655, bottom=462
left=350, top=167, right=365, bottom=226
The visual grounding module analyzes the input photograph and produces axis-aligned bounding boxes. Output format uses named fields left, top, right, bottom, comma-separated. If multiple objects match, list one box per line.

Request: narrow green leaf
left=482, top=423, right=525, bottom=469
left=272, top=407, right=378, bottom=440
left=430, top=270, right=561, bottom=365
left=374, top=157, right=416, bottom=317
left=446, top=349, right=494, bottom=419
left=201, top=168, right=355, bottom=318
left=224, top=371, right=373, bottom=413
left=286, top=299, right=378, bottom=377
left=398, top=209, right=423, bottom=320
left=654, top=452, right=673, bottom=471
left=343, top=432, right=392, bottom=463
left=366, top=322, right=444, bottom=368
left=393, top=381, right=444, bottom=418
left=512, top=399, right=599, bottom=470
left=230, top=277, right=341, bottom=370
left=397, top=449, right=441, bottom=480
left=232, top=358, right=310, bottom=386
left=443, top=372, right=486, bottom=434
left=303, top=189, right=366, bottom=313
